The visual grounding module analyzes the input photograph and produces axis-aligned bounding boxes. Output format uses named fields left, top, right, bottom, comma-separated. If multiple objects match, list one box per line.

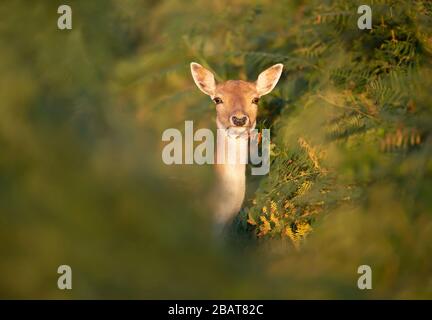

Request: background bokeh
left=0, top=0, right=431, bottom=299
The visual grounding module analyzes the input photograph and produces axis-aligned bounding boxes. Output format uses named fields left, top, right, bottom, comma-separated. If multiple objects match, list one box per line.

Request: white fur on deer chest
left=214, top=163, right=246, bottom=223
left=213, top=132, right=248, bottom=224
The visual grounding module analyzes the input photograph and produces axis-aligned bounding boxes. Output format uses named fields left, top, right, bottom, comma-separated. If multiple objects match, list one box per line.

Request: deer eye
left=213, top=97, right=223, bottom=104
left=252, top=97, right=260, bottom=104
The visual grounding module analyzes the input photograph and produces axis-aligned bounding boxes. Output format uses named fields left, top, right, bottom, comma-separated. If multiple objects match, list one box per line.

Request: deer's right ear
left=190, top=62, right=216, bottom=96
left=256, top=63, right=283, bottom=96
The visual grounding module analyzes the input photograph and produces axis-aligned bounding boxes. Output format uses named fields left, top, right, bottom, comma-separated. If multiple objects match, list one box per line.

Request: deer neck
left=212, top=118, right=249, bottom=225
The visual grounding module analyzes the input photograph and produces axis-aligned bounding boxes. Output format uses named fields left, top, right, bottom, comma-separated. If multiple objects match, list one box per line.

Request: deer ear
left=190, top=62, right=216, bottom=96
left=256, top=63, right=283, bottom=96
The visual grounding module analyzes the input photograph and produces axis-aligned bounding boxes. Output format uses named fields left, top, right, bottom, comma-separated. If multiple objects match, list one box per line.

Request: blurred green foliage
left=0, top=0, right=431, bottom=299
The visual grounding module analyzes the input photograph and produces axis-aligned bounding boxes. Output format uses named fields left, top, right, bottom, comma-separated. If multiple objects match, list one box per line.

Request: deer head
left=190, top=62, right=283, bottom=138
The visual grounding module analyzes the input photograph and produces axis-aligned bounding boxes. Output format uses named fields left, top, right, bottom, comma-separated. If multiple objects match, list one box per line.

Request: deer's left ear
left=255, top=63, right=283, bottom=96
left=190, top=62, right=216, bottom=96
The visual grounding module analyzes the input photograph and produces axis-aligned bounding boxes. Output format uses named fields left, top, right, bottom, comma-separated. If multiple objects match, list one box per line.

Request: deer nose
left=230, top=115, right=249, bottom=127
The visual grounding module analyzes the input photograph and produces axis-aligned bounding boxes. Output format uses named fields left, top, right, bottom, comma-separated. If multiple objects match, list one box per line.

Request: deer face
left=190, top=62, right=283, bottom=137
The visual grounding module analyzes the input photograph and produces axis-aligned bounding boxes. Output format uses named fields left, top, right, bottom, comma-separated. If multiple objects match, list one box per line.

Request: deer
left=190, top=62, right=283, bottom=235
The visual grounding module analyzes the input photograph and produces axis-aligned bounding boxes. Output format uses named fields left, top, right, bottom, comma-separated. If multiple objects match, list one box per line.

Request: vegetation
left=0, top=0, right=431, bottom=298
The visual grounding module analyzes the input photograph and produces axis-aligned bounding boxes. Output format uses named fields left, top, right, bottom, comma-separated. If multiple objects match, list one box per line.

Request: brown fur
left=214, top=80, right=259, bottom=130
left=190, top=62, right=283, bottom=232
